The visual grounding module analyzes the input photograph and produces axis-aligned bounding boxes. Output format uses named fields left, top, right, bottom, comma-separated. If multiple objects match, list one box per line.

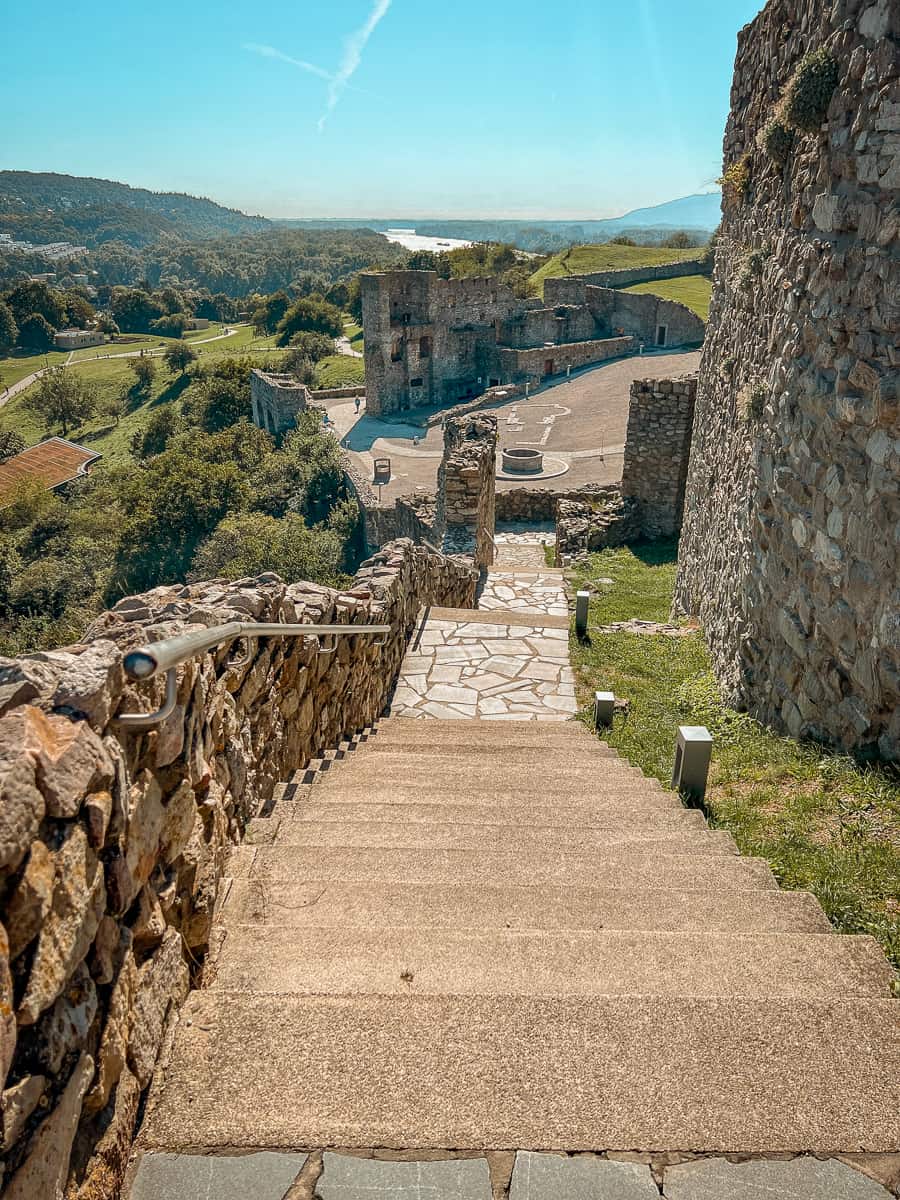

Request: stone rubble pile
left=0, top=540, right=475, bottom=1198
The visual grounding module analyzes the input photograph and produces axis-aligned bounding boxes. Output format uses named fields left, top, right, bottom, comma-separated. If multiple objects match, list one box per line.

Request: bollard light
left=671, top=725, right=712, bottom=803
left=575, top=590, right=590, bottom=638
left=594, top=691, right=615, bottom=728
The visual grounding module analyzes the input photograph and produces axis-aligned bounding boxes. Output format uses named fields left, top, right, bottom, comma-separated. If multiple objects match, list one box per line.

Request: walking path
left=0, top=325, right=244, bottom=409
left=127, top=530, right=898, bottom=1199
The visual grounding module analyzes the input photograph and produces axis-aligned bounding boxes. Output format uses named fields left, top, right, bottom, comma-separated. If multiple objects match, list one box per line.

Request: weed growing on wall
left=760, top=118, right=795, bottom=166
left=718, top=154, right=751, bottom=212
left=783, top=48, right=840, bottom=133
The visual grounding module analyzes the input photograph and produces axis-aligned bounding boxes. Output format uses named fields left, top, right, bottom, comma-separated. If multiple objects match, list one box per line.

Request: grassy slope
left=623, top=275, right=712, bottom=320
left=567, top=543, right=900, bottom=971
left=530, top=244, right=700, bottom=294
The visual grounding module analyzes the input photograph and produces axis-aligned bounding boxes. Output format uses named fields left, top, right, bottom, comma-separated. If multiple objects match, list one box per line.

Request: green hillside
left=530, top=244, right=701, bottom=293
left=623, top=275, right=712, bottom=319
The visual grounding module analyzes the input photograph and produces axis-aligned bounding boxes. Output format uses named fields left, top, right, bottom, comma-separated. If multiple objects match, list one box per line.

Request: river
left=383, top=228, right=473, bottom=253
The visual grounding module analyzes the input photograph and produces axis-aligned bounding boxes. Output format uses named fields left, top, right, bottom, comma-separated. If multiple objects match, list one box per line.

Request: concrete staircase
left=137, top=715, right=896, bottom=1161
left=131, top=548, right=898, bottom=1194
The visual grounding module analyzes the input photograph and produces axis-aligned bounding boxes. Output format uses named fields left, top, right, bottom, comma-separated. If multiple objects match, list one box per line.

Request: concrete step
left=265, top=820, right=737, bottom=855
left=277, top=782, right=680, bottom=814
left=233, top=845, right=778, bottom=890
left=140, top=992, right=900, bottom=1153
left=288, top=801, right=707, bottom=829
left=210, top=927, right=892, bottom=1000
left=363, top=739, right=620, bottom=760
left=221, top=878, right=834, bottom=935
left=303, top=754, right=658, bottom=792
left=373, top=717, right=593, bottom=742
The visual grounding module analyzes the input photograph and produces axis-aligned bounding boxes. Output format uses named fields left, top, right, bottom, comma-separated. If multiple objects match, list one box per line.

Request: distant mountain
left=0, top=172, right=270, bottom=249
left=603, top=193, right=722, bottom=232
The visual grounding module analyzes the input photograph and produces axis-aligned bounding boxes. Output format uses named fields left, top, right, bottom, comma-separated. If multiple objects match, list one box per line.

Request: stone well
left=502, top=447, right=543, bottom=474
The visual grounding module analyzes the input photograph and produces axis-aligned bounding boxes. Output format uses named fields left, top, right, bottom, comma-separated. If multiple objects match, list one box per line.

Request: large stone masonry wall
left=674, top=0, right=899, bottom=759
left=434, top=413, right=498, bottom=566
left=620, top=375, right=698, bottom=538
left=545, top=258, right=708, bottom=293
left=0, top=542, right=476, bottom=1198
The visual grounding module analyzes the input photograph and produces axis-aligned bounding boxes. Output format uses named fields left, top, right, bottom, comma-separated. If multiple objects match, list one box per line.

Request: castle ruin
left=360, top=271, right=704, bottom=416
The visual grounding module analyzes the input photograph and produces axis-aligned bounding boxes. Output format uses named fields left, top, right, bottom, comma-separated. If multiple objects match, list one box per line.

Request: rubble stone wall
left=620, top=375, right=698, bottom=538
left=543, top=258, right=708, bottom=296
left=0, top=542, right=476, bottom=1197
left=249, top=369, right=310, bottom=437
left=435, top=413, right=498, bottom=566
left=674, top=0, right=899, bottom=759
left=555, top=494, right=643, bottom=563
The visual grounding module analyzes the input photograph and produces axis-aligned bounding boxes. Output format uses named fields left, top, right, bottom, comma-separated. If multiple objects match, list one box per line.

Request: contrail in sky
left=243, top=42, right=333, bottom=82
left=318, top=0, right=392, bottom=131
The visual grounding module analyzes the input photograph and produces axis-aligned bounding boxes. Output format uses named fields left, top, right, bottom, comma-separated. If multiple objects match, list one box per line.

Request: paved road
left=0, top=325, right=245, bottom=410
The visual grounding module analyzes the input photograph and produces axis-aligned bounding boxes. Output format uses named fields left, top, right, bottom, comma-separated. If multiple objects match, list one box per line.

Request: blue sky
left=3, top=1, right=762, bottom=219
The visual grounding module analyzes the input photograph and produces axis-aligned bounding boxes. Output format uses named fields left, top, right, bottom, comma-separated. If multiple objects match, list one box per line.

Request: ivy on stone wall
left=760, top=118, right=795, bottom=167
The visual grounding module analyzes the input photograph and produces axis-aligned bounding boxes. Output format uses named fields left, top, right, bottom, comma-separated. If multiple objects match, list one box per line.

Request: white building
left=53, top=329, right=107, bottom=350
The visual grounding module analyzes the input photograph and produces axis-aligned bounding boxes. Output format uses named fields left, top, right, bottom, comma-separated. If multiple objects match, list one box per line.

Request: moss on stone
left=760, top=118, right=795, bottom=166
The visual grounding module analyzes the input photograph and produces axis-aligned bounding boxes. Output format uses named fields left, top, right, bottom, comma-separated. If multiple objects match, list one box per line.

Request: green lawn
left=623, top=275, right=712, bottom=320
left=315, top=355, right=365, bottom=389
left=0, top=356, right=194, bottom=465
left=0, top=349, right=70, bottom=390
left=530, top=244, right=701, bottom=294
left=343, top=318, right=364, bottom=351
left=567, top=543, right=900, bottom=971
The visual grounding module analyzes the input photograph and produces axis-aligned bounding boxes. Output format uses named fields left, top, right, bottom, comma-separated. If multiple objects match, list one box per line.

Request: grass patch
left=343, top=318, right=364, bottom=350
left=315, top=355, right=365, bottom=389
left=623, top=275, right=712, bottom=320
left=568, top=543, right=900, bottom=970
left=530, top=244, right=700, bottom=294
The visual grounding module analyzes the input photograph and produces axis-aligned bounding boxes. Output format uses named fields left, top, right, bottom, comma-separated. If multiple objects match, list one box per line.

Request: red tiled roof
left=0, top=438, right=101, bottom=505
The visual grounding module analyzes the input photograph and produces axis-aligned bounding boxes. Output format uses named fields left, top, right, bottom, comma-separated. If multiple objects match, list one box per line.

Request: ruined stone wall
left=498, top=336, right=634, bottom=383
left=621, top=375, right=698, bottom=538
left=434, top=413, right=498, bottom=566
left=495, top=483, right=622, bottom=524
left=544, top=258, right=708, bottom=298
left=497, top=304, right=599, bottom=350
left=555, top=493, right=643, bottom=563
left=249, top=370, right=310, bottom=437
left=674, top=0, right=899, bottom=759
left=0, top=542, right=476, bottom=1197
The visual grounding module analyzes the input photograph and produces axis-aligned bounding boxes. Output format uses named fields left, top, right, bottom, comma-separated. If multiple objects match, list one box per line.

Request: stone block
left=319, top=1154, right=492, bottom=1198
left=130, top=1150, right=307, bottom=1200
left=511, top=1152, right=658, bottom=1198
left=662, top=1156, right=893, bottom=1199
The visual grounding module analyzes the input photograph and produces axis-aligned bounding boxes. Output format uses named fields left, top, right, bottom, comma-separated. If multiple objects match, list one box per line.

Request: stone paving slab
left=477, top=572, right=569, bottom=617
left=319, top=1154, right=492, bottom=1198
left=661, top=1155, right=894, bottom=1199
left=510, top=1151, right=658, bottom=1199
left=129, top=1150, right=306, bottom=1199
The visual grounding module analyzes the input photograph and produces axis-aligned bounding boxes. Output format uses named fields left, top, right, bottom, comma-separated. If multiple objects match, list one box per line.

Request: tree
left=190, top=511, right=345, bottom=586
left=190, top=360, right=252, bottom=431
left=6, top=281, right=66, bottom=330
left=0, top=430, right=26, bottom=462
left=661, top=231, right=698, bottom=249
left=275, top=296, right=343, bottom=346
left=99, top=391, right=126, bottom=427
left=609, top=235, right=637, bottom=246
left=64, top=292, right=96, bottom=328
left=18, top=313, right=56, bottom=352
left=110, top=287, right=165, bottom=333
left=164, top=340, right=198, bottom=376
left=149, top=312, right=189, bottom=338
left=131, top=405, right=181, bottom=458
left=0, top=301, right=17, bottom=355
left=129, top=356, right=156, bottom=393
left=96, top=314, right=119, bottom=336
left=279, top=352, right=316, bottom=386
left=287, top=331, right=334, bottom=363
left=26, top=366, right=97, bottom=435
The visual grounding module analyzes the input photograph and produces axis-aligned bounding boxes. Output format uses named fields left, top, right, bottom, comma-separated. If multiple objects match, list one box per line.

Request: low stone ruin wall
left=496, top=483, right=622, bottom=525
left=499, top=336, right=634, bottom=381
left=421, top=382, right=526, bottom=429
left=310, top=384, right=366, bottom=401
left=435, top=413, right=497, bottom=567
left=544, top=258, right=708, bottom=299
left=620, top=375, right=697, bottom=539
left=0, top=541, right=476, bottom=1198
left=555, top=494, right=643, bottom=563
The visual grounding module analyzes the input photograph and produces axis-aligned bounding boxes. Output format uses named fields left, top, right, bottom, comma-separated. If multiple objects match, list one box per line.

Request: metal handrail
left=116, top=621, right=391, bottom=730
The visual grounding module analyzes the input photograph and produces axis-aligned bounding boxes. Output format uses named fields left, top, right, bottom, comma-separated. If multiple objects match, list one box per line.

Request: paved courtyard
left=325, top=349, right=701, bottom=503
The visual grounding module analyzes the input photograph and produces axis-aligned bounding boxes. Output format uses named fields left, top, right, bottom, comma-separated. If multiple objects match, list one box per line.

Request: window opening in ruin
left=544, top=358, right=555, bottom=376
left=656, top=325, right=668, bottom=347
left=419, top=335, right=432, bottom=358
left=489, top=378, right=500, bottom=387
left=391, top=339, right=403, bottom=362
left=410, top=377, right=423, bottom=388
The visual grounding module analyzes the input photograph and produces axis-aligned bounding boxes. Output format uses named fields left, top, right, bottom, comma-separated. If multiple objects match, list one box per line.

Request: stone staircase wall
left=434, top=412, right=498, bottom=566
left=0, top=539, right=476, bottom=1198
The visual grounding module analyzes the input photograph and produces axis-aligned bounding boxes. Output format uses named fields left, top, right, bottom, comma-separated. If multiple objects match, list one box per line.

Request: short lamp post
left=594, top=691, right=615, bottom=728
left=575, top=590, right=590, bottom=639
left=671, top=725, right=713, bottom=804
